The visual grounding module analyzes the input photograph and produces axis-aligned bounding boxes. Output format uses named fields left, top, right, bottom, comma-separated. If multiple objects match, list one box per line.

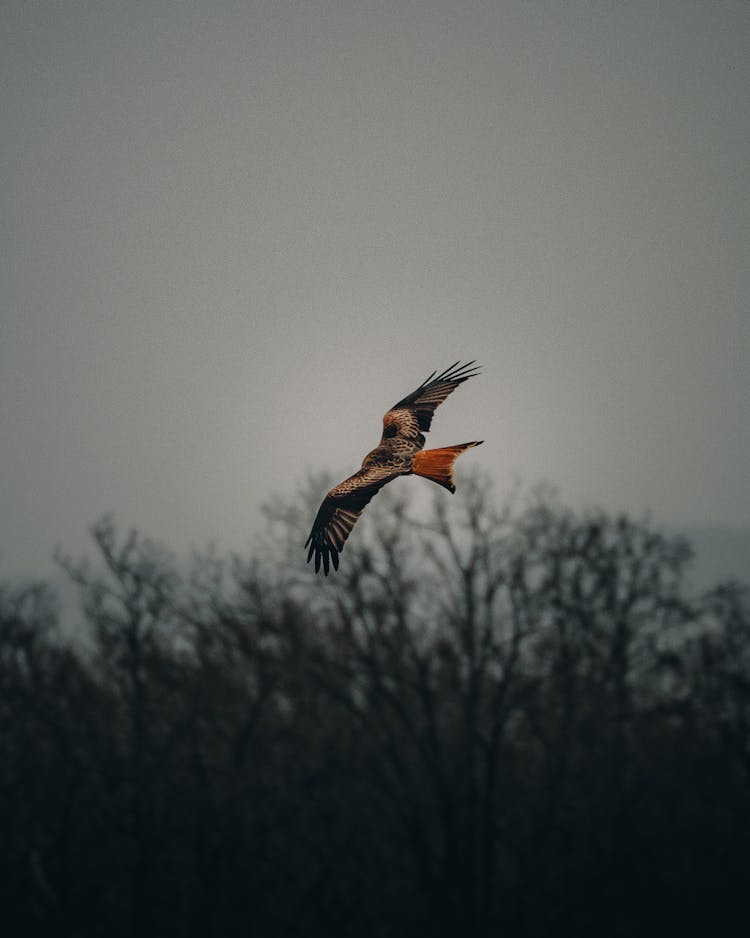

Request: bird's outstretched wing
left=384, top=360, right=480, bottom=446
left=305, top=465, right=398, bottom=575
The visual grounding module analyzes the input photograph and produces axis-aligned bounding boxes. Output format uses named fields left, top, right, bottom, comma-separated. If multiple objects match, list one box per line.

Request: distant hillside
left=679, top=524, right=750, bottom=591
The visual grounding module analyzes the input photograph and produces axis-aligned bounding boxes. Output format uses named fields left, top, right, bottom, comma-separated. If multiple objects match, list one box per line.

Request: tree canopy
left=2, top=473, right=748, bottom=937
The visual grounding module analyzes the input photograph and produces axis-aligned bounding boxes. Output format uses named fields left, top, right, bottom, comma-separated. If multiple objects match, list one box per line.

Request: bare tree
left=2, top=475, right=748, bottom=938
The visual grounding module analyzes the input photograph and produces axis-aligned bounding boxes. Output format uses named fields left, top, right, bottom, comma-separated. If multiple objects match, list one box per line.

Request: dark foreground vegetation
left=1, top=474, right=748, bottom=938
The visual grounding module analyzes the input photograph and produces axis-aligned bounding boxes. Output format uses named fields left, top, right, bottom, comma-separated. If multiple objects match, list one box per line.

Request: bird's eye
left=383, top=424, right=397, bottom=438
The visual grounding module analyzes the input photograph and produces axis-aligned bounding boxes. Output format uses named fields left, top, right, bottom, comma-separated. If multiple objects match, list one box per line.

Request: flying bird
left=305, top=361, right=483, bottom=574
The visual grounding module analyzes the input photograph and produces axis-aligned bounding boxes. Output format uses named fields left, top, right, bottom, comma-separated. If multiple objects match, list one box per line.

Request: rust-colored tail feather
left=411, top=441, right=483, bottom=492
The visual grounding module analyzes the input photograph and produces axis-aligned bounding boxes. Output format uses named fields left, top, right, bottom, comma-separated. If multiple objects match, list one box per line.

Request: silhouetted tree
left=1, top=474, right=748, bottom=937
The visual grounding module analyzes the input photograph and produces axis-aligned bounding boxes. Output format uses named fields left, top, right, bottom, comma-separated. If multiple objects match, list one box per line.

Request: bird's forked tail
left=411, top=441, right=483, bottom=493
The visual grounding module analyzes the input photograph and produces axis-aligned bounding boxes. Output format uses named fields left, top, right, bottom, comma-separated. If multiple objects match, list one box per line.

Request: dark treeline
left=1, top=473, right=748, bottom=938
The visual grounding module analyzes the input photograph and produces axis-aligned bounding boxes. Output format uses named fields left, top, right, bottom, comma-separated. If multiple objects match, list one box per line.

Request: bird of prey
left=305, top=361, right=483, bottom=574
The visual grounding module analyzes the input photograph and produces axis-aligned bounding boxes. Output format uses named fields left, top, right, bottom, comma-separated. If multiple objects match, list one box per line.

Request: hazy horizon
left=2, top=0, right=748, bottom=581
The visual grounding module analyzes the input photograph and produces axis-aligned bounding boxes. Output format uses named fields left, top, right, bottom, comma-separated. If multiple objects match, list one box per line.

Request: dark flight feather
left=305, top=467, right=395, bottom=575
left=389, top=360, right=480, bottom=433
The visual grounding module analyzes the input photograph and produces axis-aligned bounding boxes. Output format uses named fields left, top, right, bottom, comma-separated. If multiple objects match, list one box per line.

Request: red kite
left=305, top=361, right=483, bottom=574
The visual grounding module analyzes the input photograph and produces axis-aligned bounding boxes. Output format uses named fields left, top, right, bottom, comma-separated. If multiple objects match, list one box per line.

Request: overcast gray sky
left=2, top=0, right=748, bottom=580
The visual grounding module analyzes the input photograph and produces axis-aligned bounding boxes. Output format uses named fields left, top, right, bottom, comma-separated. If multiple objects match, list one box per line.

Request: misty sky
left=2, top=0, right=748, bottom=580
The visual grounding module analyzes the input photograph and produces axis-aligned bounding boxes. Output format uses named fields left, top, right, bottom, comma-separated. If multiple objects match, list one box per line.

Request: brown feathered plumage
left=305, top=361, right=483, bottom=574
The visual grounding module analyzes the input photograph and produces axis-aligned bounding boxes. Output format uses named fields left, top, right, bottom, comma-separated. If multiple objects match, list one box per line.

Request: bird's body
left=305, top=361, right=482, bottom=574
